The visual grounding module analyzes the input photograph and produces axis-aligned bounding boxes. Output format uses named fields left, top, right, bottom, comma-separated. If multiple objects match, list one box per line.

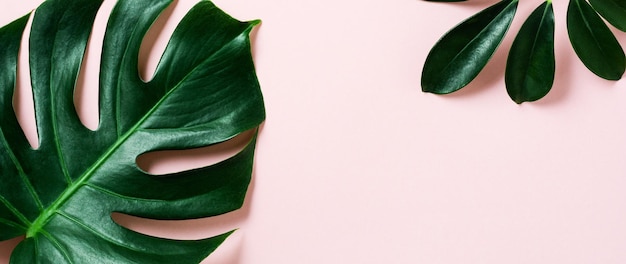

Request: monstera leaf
left=0, top=0, right=264, bottom=262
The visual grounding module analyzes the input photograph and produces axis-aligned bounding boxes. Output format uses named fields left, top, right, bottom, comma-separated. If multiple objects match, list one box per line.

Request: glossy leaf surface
left=0, top=0, right=265, bottom=263
left=588, top=0, right=626, bottom=32
left=505, top=1, right=555, bottom=103
left=422, top=0, right=518, bottom=94
left=567, top=0, right=625, bottom=80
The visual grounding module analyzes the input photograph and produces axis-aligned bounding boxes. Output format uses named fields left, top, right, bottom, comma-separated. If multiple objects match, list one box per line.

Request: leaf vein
left=0, top=130, right=44, bottom=211
left=438, top=0, right=517, bottom=79
left=0, top=217, right=27, bottom=230
left=576, top=0, right=609, bottom=60
left=521, top=3, right=552, bottom=90
left=86, top=183, right=160, bottom=202
left=40, top=230, right=74, bottom=264
left=0, top=194, right=31, bottom=227
left=47, top=8, right=74, bottom=185
left=58, top=211, right=151, bottom=253
left=114, top=23, right=142, bottom=138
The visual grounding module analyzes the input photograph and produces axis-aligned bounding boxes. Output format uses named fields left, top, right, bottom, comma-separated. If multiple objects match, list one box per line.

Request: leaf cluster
left=422, top=0, right=626, bottom=103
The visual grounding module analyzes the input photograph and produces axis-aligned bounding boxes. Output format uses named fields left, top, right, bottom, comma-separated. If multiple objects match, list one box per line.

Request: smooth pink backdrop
left=1, top=0, right=626, bottom=263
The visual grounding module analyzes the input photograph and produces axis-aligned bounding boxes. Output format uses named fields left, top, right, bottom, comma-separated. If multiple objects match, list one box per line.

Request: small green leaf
left=505, top=1, right=555, bottom=104
left=0, top=0, right=265, bottom=262
left=588, top=0, right=626, bottom=32
left=422, top=0, right=518, bottom=94
left=567, top=0, right=625, bottom=80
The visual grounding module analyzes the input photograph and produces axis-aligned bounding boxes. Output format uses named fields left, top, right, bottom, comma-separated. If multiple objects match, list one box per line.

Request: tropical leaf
left=588, top=0, right=626, bottom=32
left=505, top=1, right=555, bottom=103
left=0, top=0, right=265, bottom=263
left=422, top=0, right=518, bottom=94
left=567, top=0, right=625, bottom=80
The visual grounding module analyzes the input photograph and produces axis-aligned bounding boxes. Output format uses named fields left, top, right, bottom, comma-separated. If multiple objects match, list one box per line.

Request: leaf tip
left=249, top=19, right=262, bottom=27
left=512, top=98, right=524, bottom=105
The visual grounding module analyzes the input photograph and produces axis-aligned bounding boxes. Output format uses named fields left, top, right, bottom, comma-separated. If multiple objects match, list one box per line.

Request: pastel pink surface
left=1, top=0, right=626, bottom=263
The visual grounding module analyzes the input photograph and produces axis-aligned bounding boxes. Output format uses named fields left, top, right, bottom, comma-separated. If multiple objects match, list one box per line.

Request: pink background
left=2, top=0, right=626, bottom=263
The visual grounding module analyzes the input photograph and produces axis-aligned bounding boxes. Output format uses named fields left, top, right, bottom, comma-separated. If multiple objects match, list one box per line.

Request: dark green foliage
left=422, top=0, right=626, bottom=103
left=568, top=0, right=625, bottom=80
left=588, top=0, right=626, bottom=32
left=422, top=0, right=518, bottom=94
left=506, top=2, right=555, bottom=103
left=0, top=0, right=264, bottom=262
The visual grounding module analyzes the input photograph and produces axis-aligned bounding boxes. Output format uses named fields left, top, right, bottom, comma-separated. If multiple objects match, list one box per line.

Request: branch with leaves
left=422, top=0, right=626, bottom=103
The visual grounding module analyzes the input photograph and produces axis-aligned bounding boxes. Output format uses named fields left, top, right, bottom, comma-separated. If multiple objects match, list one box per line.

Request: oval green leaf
left=505, top=1, right=555, bottom=104
left=422, top=0, right=519, bottom=94
left=567, top=0, right=625, bottom=80
left=588, top=0, right=626, bottom=32
left=0, top=0, right=265, bottom=262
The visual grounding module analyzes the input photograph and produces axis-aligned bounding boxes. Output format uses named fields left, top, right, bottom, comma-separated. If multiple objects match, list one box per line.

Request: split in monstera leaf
left=422, top=0, right=626, bottom=103
left=0, top=0, right=264, bottom=263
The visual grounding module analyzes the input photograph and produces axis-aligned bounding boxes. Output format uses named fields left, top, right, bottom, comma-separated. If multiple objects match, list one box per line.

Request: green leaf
left=505, top=1, right=555, bottom=104
left=422, top=0, right=518, bottom=94
left=0, top=0, right=265, bottom=262
left=588, top=0, right=626, bottom=32
left=567, top=0, right=625, bottom=80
